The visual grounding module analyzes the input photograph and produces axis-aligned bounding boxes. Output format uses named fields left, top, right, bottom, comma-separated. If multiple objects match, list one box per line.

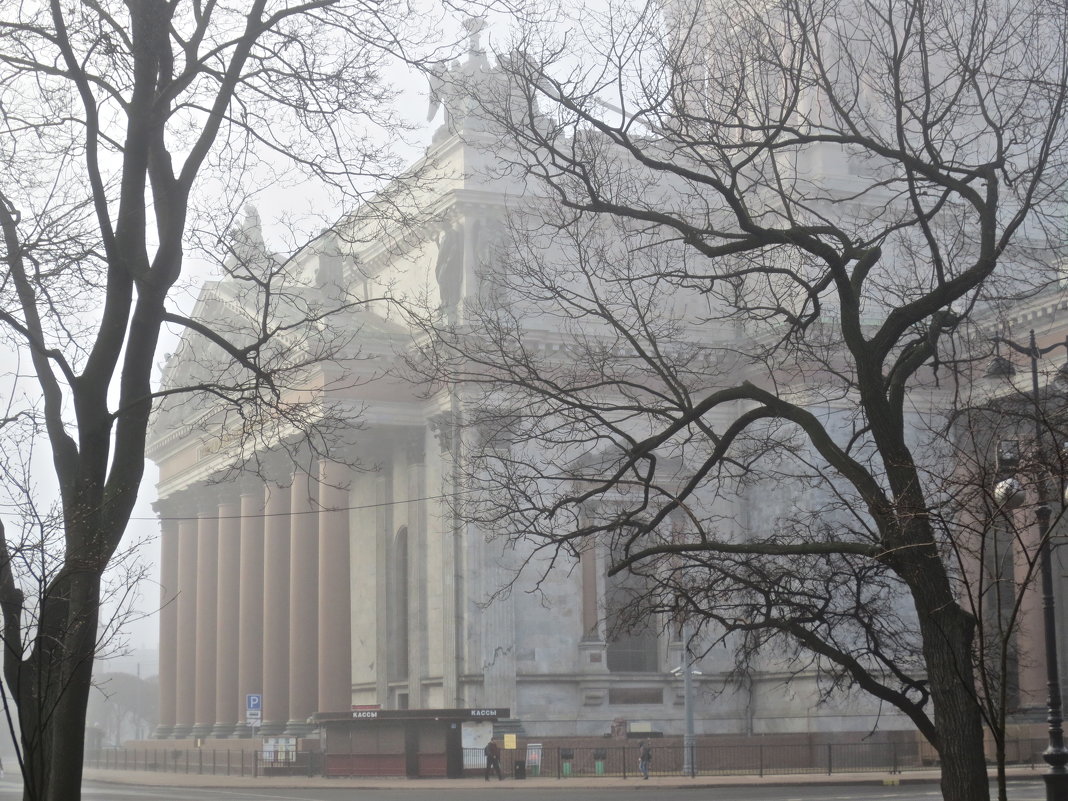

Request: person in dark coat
left=484, top=738, right=503, bottom=780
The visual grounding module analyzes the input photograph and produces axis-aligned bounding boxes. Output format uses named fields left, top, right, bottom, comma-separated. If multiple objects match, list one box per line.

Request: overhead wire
left=132, top=491, right=464, bottom=522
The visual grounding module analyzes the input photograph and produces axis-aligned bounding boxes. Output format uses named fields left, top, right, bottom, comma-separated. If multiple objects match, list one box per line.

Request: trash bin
left=514, top=760, right=526, bottom=779
left=560, top=748, right=574, bottom=778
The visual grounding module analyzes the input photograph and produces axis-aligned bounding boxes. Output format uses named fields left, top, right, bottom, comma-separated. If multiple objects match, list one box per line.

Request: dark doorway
left=445, top=723, right=463, bottom=778
left=404, top=724, right=419, bottom=777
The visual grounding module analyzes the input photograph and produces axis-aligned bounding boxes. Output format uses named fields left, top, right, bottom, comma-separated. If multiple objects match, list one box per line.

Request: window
left=604, top=561, right=658, bottom=673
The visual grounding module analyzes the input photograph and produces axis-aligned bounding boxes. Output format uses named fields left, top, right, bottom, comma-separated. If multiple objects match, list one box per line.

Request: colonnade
left=155, top=460, right=352, bottom=738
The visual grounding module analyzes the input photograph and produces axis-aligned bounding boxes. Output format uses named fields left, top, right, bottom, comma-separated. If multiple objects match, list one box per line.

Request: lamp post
left=989, top=330, right=1068, bottom=801
left=681, top=619, right=696, bottom=778
left=670, top=619, right=701, bottom=778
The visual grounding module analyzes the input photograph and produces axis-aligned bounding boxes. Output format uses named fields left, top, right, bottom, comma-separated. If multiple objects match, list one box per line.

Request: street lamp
left=988, top=330, right=1068, bottom=801
left=670, top=619, right=700, bottom=778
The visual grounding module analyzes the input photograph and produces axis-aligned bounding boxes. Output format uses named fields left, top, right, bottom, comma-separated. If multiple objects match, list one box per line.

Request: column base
left=171, top=725, right=193, bottom=739
left=153, top=724, right=175, bottom=739
left=231, top=724, right=257, bottom=739
left=210, top=723, right=238, bottom=739
left=283, top=720, right=315, bottom=737
left=190, top=723, right=214, bottom=739
left=259, top=721, right=286, bottom=736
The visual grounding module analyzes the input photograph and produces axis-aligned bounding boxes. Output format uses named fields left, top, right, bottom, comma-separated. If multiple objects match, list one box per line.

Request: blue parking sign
left=247, top=693, right=262, bottom=711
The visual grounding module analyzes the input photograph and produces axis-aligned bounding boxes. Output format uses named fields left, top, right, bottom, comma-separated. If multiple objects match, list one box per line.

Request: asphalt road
left=0, top=778, right=1045, bottom=801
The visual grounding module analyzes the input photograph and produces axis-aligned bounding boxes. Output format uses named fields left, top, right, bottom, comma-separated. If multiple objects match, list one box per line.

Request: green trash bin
left=561, top=748, right=574, bottom=777
left=593, top=748, right=606, bottom=776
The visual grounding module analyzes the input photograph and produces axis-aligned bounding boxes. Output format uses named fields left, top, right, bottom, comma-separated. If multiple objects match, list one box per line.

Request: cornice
left=354, top=189, right=513, bottom=275
left=1004, top=286, right=1068, bottom=331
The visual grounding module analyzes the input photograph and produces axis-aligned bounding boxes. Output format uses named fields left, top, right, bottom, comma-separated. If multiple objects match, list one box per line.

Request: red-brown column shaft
left=173, top=515, right=199, bottom=739
left=261, top=482, right=291, bottom=734
left=192, top=504, right=219, bottom=738
left=235, top=483, right=265, bottom=737
left=155, top=511, right=179, bottom=737
left=212, top=494, right=241, bottom=737
left=318, top=461, right=352, bottom=713
left=286, top=471, right=318, bottom=733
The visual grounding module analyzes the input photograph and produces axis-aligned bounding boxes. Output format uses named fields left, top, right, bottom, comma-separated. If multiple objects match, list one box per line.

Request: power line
left=137, top=491, right=462, bottom=522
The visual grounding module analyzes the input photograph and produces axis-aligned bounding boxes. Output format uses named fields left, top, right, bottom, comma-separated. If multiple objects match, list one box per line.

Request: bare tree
left=86, top=671, right=158, bottom=746
left=403, top=1, right=1068, bottom=800
left=0, top=1, right=438, bottom=799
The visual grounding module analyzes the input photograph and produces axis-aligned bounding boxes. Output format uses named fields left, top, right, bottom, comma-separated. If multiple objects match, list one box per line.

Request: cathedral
left=148, top=19, right=1068, bottom=751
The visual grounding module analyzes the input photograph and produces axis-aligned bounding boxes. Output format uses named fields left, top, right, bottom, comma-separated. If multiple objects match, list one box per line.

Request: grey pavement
left=79, top=765, right=1046, bottom=791
left=0, top=781, right=1027, bottom=801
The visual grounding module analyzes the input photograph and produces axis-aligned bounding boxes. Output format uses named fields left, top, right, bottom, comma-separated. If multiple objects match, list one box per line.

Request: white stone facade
left=147, top=38, right=923, bottom=741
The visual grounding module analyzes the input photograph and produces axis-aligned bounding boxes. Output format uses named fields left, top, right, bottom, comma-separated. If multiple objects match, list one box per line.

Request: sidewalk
left=82, top=765, right=1046, bottom=791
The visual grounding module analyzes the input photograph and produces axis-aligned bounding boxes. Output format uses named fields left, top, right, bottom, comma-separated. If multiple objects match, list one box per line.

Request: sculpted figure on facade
left=435, top=219, right=465, bottom=317
left=426, top=16, right=493, bottom=142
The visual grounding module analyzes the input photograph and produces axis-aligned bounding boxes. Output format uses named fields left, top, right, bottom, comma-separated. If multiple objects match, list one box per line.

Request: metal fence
left=466, top=742, right=928, bottom=779
left=87, top=748, right=321, bottom=778
left=88, top=738, right=1052, bottom=779
left=468, top=739, right=1054, bottom=778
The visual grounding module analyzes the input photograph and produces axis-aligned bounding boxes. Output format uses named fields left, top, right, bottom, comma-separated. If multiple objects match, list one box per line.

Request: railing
left=464, top=742, right=929, bottom=779
left=88, top=738, right=1052, bottom=779
left=86, top=748, right=321, bottom=778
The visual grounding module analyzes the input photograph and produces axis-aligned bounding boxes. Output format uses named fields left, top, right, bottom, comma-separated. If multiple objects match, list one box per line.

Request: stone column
left=374, top=474, right=391, bottom=705
left=192, top=500, right=219, bottom=738
left=406, top=439, right=427, bottom=709
left=436, top=411, right=464, bottom=708
left=173, top=513, right=199, bottom=739
left=261, top=482, right=291, bottom=735
left=212, top=492, right=241, bottom=737
left=318, top=460, right=352, bottom=714
left=235, top=481, right=265, bottom=738
left=285, top=470, right=318, bottom=734
left=154, top=507, right=179, bottom=738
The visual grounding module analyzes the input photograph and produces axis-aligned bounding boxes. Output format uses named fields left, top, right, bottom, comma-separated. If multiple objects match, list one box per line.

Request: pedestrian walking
left=484, top=738, right=503, bottom=781
left=638, top=740, right=652, bottom=779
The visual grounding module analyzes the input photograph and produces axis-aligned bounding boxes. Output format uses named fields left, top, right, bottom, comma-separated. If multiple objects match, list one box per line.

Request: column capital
left=237, top=475, right=266, bottom=500
left=156, top=490, right=201, bottom=520
left=197, top=493, right=221, bottom=517
left=318, top=459, right=352, bottom=491
left=429, top=412, right=456, bottom=454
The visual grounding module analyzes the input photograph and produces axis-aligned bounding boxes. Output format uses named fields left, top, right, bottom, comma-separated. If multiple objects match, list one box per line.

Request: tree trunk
left=918, top=597, right=989, bottom=801
left=13, top=569, right=101, bottom=801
